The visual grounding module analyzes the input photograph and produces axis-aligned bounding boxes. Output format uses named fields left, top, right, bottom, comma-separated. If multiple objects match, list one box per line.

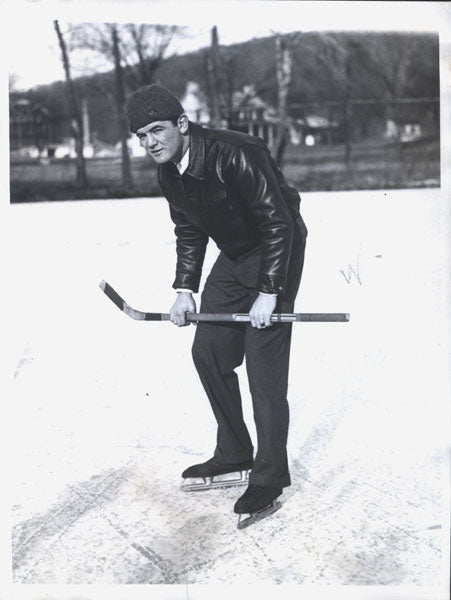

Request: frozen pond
left=4, top=189, right=450, bottom=597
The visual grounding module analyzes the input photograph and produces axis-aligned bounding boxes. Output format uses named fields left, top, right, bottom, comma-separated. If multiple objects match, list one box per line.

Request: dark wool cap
left=126, top=84, right=184, bottom=132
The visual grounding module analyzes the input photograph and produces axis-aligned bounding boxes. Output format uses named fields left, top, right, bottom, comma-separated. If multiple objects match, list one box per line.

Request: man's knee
left=191, top=325, right=220, bottom=369
left=191, top=329, right=208, bottom=369
left=192, top=324, right=244, bottom=372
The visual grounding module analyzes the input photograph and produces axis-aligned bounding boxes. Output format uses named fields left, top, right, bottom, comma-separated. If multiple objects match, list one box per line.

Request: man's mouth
left=150, top=149, right=163, bottom=156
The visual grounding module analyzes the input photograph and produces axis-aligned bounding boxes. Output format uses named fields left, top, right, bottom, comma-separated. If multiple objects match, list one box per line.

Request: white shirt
left=176, top=148, right=190, bottom=174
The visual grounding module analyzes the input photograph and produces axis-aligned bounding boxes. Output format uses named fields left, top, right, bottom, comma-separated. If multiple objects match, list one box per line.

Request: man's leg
left=192, top=253, right=254, bottom=464
left=244, top=320, right=294, bottom=488
left=237, top=233, right=306, bottom=488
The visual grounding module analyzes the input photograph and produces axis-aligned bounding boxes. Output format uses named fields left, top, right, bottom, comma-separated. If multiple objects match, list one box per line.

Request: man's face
left=136, top=116, right=188, bottom=164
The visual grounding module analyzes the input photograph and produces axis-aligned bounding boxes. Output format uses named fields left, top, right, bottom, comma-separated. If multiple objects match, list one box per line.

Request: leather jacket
left=158, top=122, right=307, bottom=295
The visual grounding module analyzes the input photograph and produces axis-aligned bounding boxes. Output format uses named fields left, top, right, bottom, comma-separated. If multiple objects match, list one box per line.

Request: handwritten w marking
left=340, top=263, right=362, bottom=285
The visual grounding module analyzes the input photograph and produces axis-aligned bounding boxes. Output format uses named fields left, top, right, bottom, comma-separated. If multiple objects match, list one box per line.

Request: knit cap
left=126, top=84, right=184, bottom=133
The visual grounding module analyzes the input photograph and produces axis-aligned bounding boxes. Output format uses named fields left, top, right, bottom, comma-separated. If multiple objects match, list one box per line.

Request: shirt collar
left=163, top=122, right=205, bottom=181
left=175, top=147, right=190, bottom=174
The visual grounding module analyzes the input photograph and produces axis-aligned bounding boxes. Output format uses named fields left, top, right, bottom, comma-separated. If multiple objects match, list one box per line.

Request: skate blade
left=181, top=469, right=250, bottom=492
left=237, top=500, right=282, bottom=530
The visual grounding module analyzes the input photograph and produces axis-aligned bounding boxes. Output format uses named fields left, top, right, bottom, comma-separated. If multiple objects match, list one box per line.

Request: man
left=126, top=84, right=308, bottom=527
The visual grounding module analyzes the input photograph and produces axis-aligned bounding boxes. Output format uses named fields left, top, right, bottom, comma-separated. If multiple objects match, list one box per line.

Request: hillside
left=12, top=30, right=439, bottom=146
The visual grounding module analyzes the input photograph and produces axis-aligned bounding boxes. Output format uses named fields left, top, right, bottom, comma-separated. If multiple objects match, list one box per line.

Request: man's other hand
left=170, top=292, right=196, bottom=327
left=249, top=293, right=277, bottom=329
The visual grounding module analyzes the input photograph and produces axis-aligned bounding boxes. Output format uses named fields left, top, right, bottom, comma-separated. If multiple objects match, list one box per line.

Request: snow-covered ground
left=2, top=189, right=450, bottom=598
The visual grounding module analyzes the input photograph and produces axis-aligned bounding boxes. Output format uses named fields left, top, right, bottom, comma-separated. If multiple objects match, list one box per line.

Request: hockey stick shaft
left=99, top=280, right=350, bottom=323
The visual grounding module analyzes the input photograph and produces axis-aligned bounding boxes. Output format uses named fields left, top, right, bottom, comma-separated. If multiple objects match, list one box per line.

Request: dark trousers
left=191, top=219, right=306, bottom=488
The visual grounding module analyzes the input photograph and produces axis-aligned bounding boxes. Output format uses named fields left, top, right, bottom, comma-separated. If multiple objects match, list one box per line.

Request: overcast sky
left=2, top=0, right=450, bottom=91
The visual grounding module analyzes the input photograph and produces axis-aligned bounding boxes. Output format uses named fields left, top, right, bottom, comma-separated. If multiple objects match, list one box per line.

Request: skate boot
left=181, top=457, right=253, bottom=492
left=234, top=484, right=282, bottom=529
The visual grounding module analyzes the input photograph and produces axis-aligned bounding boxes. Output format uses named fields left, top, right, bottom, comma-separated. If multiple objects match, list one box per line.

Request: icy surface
left=4, top=190, right=449, bottom=589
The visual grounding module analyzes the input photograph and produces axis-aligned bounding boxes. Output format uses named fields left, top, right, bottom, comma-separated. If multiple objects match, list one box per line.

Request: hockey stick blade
left=99, top=280, right=163, bottom=321
left=99, top=281, right=350, bottom=322
left=99, top=280, right=124, bottom=311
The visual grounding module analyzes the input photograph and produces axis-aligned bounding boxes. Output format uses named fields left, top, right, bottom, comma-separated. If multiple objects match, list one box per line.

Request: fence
left=9, top=97, right=440, bottom=202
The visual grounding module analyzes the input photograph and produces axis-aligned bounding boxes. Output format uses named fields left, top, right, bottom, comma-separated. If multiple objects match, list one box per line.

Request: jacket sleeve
left=221, top=143, right=294, bottom=295
left=168, top=204, right=208, bottom=293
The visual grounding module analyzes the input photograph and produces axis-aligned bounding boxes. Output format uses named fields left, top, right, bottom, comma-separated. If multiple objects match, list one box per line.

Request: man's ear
left=177, top=113, right=189, bottom=134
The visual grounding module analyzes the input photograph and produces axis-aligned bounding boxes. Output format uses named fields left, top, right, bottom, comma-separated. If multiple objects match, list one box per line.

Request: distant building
left=176, top=83, right=346, bottom=148
left=300, top=114, right=341, bottom=146
left=227, top=85, right=279, bottom=146
left=385, top=117, right=424, bottom=143
left=181, top=82, right=210, bottom=125
left=398, top=120, right=423, bottom=144
left=10, top=98, right=52, bottom=156
left=180, top=82, right=281, bottom=146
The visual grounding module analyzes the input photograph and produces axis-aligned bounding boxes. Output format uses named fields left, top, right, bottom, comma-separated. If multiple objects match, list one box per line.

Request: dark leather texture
left=158, top=122, right=307, bottom=294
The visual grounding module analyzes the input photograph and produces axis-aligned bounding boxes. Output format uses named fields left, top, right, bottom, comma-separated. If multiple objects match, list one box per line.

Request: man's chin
left=148, top=152, right=169, bottom=164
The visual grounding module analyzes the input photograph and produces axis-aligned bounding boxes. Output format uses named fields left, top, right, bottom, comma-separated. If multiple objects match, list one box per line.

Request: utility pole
left=206, top=26, right=223, bottom=128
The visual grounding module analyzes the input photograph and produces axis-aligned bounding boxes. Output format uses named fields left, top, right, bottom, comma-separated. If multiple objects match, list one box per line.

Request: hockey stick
left=99, top=280, right=350, bottom=323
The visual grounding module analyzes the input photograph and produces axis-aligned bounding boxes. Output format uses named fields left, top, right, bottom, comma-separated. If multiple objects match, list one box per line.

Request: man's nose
left=146, top=133, right=157, bottom=147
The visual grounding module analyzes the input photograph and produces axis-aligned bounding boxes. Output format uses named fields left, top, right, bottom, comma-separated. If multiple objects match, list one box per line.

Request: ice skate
left=234, top=484, right=282, bottom=529
left=181, top=457, right=253, bottom=492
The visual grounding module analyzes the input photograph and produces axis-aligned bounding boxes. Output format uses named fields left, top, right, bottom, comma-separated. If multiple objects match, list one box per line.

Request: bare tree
left=356, top=35, right=414, bottom=101
left=273, top=32, right=302, bottom=167
left=205, top=26, right=224, bottom=128
left=53, top=20, right=88, bottom=188
left=312, top=33, right=419, bottom=159
left=122, top=24, right=181, bottom=88
left=351, top=34, right=416, bottom=144
left=109, top=23, right=133, bottom=190
left=72, top=22, right=132, bottom=189
left=308, top=33, right=360, bottom=168
left=69, top=22, right=183, bottom=189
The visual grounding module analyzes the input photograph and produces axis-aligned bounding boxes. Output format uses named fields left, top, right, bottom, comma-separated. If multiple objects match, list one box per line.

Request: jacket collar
left=185, top=121, right=205, bottom=180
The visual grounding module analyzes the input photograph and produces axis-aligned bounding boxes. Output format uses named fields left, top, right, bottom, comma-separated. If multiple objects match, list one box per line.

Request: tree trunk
left=223, top=53, right=236, bottom=128
left=206, top=26, right=222, bottom=128
left=274, top=34, right=294, bottom=168
left=111, top=24, right=133, bottom=190
left=343, top=99, right=352, bottom=169
left=53, top=20, right=88, bottom=188
left=343, top=42, right=353, bottom=169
